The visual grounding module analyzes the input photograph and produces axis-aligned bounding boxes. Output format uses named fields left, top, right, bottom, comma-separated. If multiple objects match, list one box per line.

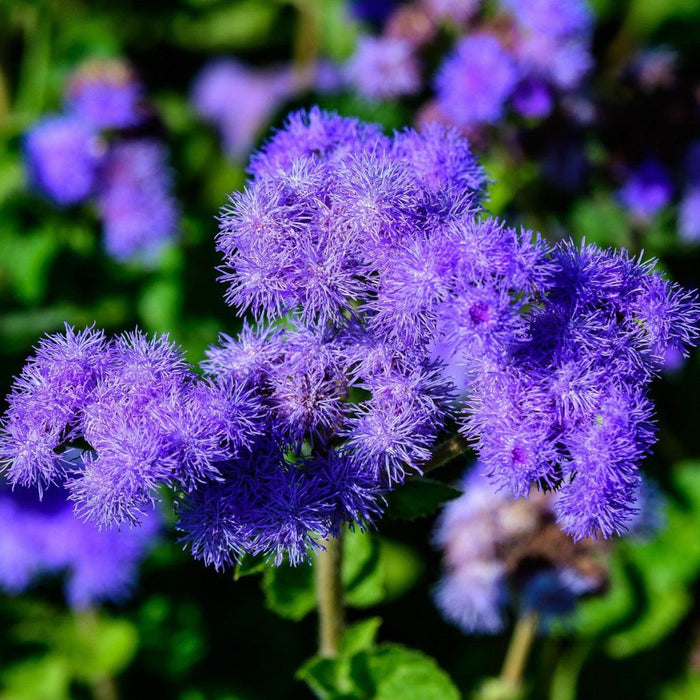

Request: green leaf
left=343, top=530, right=384, bottom=608
left=234, top=552, right=268, bottom=580
left=171, top=2, right=280, bottom=50
left=385, top=478, right=461, bottom=521
left=340, top=618, right=382, bottom=656
left=377, top=539, right=424, bottom=602
left=262, top=561, right=316, bottom=621
left=1, top=655, right=71, bottom=700
left=351, top=644, right=461, bottom=700
left=297, top=619, right=382, bottom=699
left=64, top=616, right=139, bottom=681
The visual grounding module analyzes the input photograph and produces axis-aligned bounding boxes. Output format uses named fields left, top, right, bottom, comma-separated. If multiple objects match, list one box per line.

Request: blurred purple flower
left=0, top=483, right=159, bottom=608
left=25, top=116, right=104, bottom=205
left=434, top=35, right=518, bottom=127
left=346, top=37, right=421, bottom=101
left=65, top=59, right=145, bottom=129
left=679, top=188, right=700, bottom=243
left=191, top=59, right=294, bottom=160
left=98, top=139, right=178, bottom=261
left=619, top=160, right=673, bottom=222
left=511, top=78, right=553, bottom=118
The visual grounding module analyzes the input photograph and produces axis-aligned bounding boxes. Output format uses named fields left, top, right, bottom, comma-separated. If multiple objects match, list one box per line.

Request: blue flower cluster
left=343, top=0, right=592, bottom=125
left=0, top=481, right=159, bottom=609
left=24, top=59, right=178, bottom=262
left=3, top=108, right=697, bottom=571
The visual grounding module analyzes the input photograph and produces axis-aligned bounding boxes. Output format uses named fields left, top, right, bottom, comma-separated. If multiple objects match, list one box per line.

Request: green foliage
left=261, top=530, right=424, bottom=620
left=298, top=634, right=461, bottom=700
left=1, top=605, right=138, bottom=699
left=385, top=477, right=461, bottom=521
left=566, top=462, right=700, bottom=657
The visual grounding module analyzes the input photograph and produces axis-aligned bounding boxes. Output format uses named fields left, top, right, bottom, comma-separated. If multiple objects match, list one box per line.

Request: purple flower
left=422, top=0, right=480, bottom=24
left=24, top=116, right=104, bottom=205
left=6, top=108, right=699, bottom=571
left=65, top=59, right=144, bottom=129
left=1, top=326, right=264, bottom=529
left=434, top=35, right=519, bottom=127
left=679, top=188, right=700, bottom=243
left=511, top=78, right=553, bottom=119
left=505, top=0, right=592, bottom=40
left=433, top=464, right=606, bottom=633
left=619, top=160, right=673, bottom=222
left=247, top=106, right=386, bottom=179
left=346, top=37, right=421, bottom=101
left=191, top=60, right=294, bottom=160
left=0, top=483, right=159, bottom=608
left=98, top=140, right=178, bottom=261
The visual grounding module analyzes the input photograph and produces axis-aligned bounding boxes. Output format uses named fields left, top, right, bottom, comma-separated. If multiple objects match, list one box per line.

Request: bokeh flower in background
left=0, top=480, right=159, bottom=609
left=433, top=464, right=662, bottom=633
left=23, top=58, right=179, bottom=263
left=191, top=59, right=295, bottom=160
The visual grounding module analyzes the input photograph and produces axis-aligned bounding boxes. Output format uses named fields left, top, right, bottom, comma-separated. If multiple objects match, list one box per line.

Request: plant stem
left=315, top=531, right=345, bottom=658
left=500, top=610, right=539, bottom=689
left=423, top=434, right=469, bottom=475
left=77, top=608, right=120, bottom=700
left=292, top=0, right=319, bottom=92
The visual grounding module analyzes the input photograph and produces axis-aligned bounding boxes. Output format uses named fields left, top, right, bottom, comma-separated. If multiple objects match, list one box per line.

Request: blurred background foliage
left=0, top=0, right=699, bottom=698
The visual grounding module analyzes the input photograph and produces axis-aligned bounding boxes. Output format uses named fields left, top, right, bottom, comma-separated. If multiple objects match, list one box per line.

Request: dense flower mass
left=0, top=482, right=158, bottom=608
left=24, top=58, right=178, bottom=262
left=3, top=108, right=698, bottom=571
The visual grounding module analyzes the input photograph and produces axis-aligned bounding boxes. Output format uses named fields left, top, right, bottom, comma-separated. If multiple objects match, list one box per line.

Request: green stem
left=550, top=641, right=594, bottom=700
left=292, top=0, right=319, bottom=92
left=500, top=610, right=539, bottom=689
left=423, top=434, right=469, bottom=475
left=77, top=608, right=120, bottom=700
left=315, top=532, right=345, bottom=658
left=15, top=5, right=51, bottom=116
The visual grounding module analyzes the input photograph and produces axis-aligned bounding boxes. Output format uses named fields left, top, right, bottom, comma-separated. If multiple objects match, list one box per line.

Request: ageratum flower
left=0, top=481, right=159, bottom=608
left=65, top=59, right=145, bottom=129
left=434, top=35, right=519, bottom=127
left=346, top=37, right=421, bottom=101
left=24, top=116, right=104, bottom=205
left=98, top=140, right=179, bottom=261
left=23, top=58, right=180, bottom=264
left=0, top=325, right=265, bottom=527
left=433, top=464, right=661, bottom=633
left=4, top=108, right=698, bottom=569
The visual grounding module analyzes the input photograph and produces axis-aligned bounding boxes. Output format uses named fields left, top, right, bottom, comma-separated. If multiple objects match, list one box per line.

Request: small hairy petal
left=0, top=325, right=107, bottom=490
left=248, top=107, right=386, bottom=179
